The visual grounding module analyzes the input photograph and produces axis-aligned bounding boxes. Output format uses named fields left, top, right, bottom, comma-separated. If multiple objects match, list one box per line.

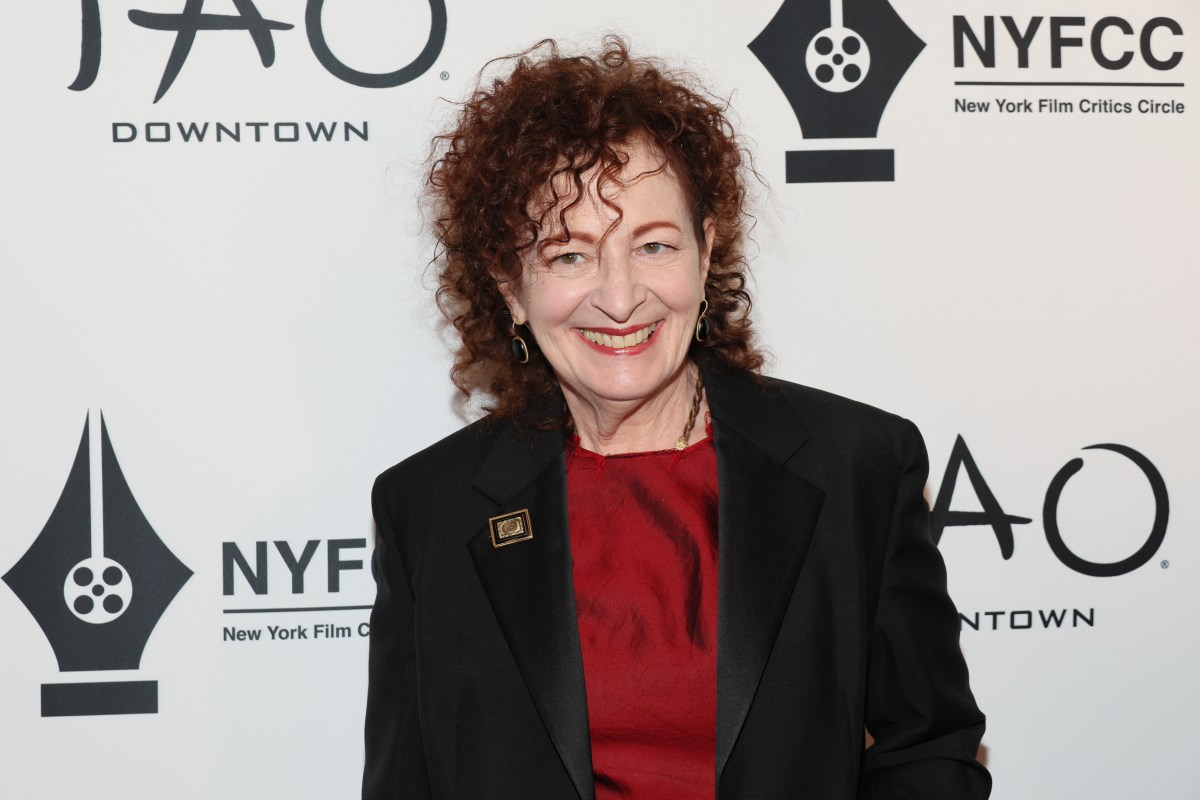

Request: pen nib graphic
left=3, top=411, right=191, bottom=673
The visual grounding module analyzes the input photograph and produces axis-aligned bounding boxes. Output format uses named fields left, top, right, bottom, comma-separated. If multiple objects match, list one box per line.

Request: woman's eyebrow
left=544, top=220, right=681, bottom=247
left=538, top=230, right=596, bottom=249
left=629, top=220, right=682, bottom=239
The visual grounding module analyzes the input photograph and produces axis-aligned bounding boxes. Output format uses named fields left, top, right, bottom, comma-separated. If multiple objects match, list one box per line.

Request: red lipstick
left=576, top=321, right=661, bottom=355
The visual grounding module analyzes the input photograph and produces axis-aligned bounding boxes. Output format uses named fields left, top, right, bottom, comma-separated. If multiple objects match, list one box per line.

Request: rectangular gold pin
left=488, top=509, right=534, bottom=548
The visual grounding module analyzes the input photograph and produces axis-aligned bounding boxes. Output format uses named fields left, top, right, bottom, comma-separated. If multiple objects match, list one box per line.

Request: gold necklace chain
left=675, top=366, right=705, bottom=451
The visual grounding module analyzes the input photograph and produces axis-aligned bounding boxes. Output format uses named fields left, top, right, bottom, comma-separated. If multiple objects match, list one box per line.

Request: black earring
left=511, top=323, right=530, bottom=364
left=694, top=299, right=710, bottom=343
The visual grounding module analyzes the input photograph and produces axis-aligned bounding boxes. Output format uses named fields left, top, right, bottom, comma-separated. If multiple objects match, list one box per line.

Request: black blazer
left=363, top=357, right=991, bottom=799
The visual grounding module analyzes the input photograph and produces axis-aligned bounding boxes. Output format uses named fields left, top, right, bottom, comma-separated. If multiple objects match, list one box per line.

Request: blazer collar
left=468, top=357, right=825, bottom=797
left=695, top=349, right=812, bottom=467
left=471, top=402, right=564, bottom=506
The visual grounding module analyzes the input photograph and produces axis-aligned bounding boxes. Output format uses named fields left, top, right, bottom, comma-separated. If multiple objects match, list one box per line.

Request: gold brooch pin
left=488, top=509, right=534, bottom=548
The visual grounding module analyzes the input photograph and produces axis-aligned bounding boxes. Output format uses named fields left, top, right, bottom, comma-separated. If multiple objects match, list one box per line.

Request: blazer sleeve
left=362, top=473, right=432, bottom=800
left=859, top=420, right=992, bottom=799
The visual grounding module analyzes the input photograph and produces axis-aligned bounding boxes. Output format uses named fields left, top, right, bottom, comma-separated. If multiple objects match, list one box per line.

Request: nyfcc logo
left=954, top=15, right=1183, bottom=75
left=220, top=534, right=373, bottom=645
left=952, top=13, right=1186, bottom=116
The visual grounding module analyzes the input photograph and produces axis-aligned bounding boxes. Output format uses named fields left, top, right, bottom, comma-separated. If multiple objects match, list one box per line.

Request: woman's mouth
left=577, top=322, right=658, bottom=349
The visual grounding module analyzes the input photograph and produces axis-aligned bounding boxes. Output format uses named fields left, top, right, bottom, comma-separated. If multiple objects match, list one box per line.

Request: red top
left=566, top=430, right=719, bottom=800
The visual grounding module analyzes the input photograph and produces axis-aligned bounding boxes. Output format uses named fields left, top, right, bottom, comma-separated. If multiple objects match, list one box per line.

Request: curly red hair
left=428, top=36, right=763, bottom=422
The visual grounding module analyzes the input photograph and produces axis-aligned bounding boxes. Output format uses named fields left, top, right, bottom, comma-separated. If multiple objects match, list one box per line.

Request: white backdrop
left=2, top=1, right=1196, bottom=798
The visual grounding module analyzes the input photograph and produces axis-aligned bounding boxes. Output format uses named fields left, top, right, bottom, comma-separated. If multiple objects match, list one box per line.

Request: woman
left=364, top=38, right=990, bottom=800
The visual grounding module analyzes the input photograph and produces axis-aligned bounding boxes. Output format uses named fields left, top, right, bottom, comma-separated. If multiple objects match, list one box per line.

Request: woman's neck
left=562, top=362, right=708, bottom=455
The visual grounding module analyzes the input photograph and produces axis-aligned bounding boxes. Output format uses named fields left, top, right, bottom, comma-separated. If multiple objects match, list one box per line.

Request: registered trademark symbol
left=440, top=71, right=449, bottom=81
left=1161, top=560, right=1170, bottom=569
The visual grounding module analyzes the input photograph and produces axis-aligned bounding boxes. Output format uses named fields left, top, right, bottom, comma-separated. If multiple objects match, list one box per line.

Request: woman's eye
left=640, top=242, right=670, bottom=255
left=553, top=252, right=584, bottom=266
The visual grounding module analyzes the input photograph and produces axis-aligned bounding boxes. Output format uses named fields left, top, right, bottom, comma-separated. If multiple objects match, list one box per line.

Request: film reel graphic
left=805, top=0, right=871, bottom=92
left=65, top=558, right=131, bottom=623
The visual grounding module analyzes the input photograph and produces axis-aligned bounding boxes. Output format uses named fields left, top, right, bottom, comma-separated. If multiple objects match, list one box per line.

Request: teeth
left=580, top=323, right=657, bottom=349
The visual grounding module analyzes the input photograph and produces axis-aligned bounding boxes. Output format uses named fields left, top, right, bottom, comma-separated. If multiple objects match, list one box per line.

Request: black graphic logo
left=953, top=16, right=1184, bottom=74
left=749, top=0, right=925, bottom=182
left=1043, top=444, right=1169, bottom=577
left=3, top=412, right=192, bottom=716
left=932, top=435, right=1169, bottom=577
left=69, top=0, right=448, bottom=103
left=931, top=435, right=1033, bottom=560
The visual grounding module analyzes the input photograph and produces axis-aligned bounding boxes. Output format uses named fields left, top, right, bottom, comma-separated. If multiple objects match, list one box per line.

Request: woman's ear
left=699, top=217, right=716, bottom=283
left=494, top=272, right=528, bottom=325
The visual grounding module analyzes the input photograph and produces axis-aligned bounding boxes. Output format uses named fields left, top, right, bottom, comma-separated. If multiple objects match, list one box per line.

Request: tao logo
left=69, top=0, right=448, bottom=103
left=932, top=436, right=1169, bottom=577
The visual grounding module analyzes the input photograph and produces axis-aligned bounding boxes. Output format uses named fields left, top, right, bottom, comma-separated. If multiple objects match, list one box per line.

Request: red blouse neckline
left=566, top=416, right=714, bottom=462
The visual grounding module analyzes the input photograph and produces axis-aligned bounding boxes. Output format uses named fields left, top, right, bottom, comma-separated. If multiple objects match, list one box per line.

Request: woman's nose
left=592, top=254, right=644, bottom=322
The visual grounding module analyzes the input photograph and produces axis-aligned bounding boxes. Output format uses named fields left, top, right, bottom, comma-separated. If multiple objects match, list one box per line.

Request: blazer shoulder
left=763, top=375, right=921, bottom=463
left=372, top=415, right=500, bottom=522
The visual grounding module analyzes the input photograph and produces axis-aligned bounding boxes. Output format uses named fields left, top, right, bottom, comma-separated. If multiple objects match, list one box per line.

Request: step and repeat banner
left=1, top=1, right=1196, bottom=798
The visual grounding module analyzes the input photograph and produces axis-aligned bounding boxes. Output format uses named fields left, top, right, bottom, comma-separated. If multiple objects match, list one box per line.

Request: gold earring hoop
left=511, top=322, right=530, bottom=364
left=694, top=299, right=710, bottom=343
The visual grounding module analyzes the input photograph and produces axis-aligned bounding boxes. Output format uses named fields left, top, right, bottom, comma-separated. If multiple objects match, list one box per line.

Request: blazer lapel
left=467, top=418, right=595, bottom=800
left=701, top=359, right=827, bottom=781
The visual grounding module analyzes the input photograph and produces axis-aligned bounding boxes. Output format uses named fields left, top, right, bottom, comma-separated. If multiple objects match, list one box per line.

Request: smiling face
left=501, top=140, right=714, bottom=412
